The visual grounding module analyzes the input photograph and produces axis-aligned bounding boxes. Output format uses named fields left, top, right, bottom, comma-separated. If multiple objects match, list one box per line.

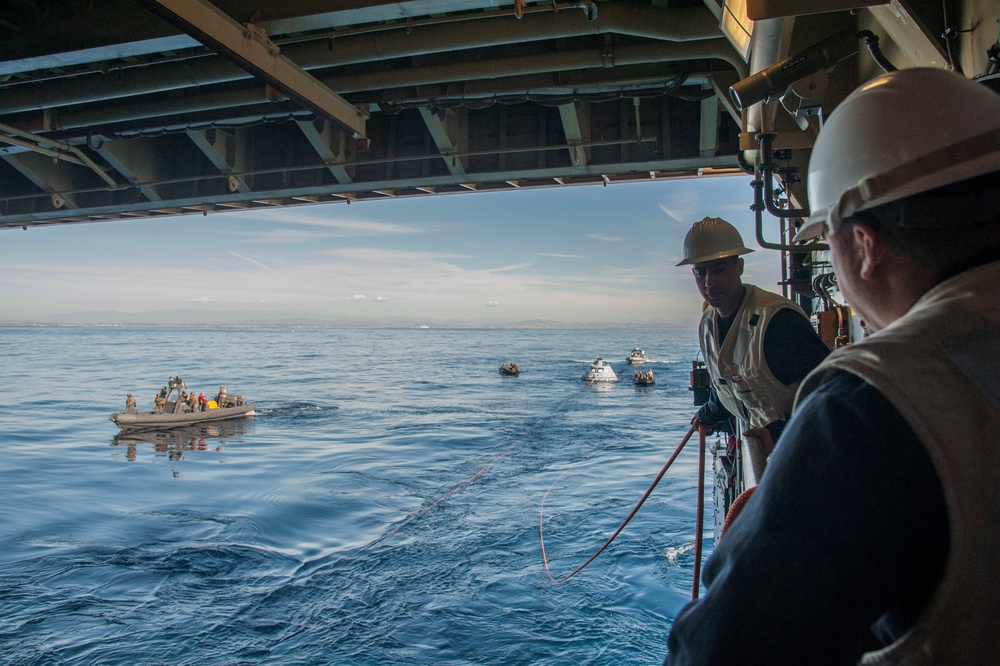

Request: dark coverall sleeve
left=696, top=384, right=734, bottom=430
left=665, top=372, right=948, bottom=665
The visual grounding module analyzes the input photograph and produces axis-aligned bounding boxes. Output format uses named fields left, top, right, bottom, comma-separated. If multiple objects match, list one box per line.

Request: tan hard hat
left=796, top=68, right=1000, bottom=242
left=676, top=217, right=754, bottom=266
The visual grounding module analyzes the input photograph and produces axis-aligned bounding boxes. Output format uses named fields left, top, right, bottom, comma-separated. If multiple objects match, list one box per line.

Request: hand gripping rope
left=540, top=425, right=708, bottom=598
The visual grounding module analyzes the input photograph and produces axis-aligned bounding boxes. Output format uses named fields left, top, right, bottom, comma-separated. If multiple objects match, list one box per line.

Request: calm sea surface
left=0, top=326, right=711, bottom=665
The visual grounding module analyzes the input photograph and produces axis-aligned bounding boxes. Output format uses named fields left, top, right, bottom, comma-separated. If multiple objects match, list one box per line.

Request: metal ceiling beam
left=133, top=0, right=367, bottom=138
left=187, top=128, right=252, bottom=193
left=0, top=4, right=729, bottom=118
left=295, top=119, right=355, bottom=184
left=0, top=154, right=742, bottom=228
left=418, top=108, right=468, bottom=177
left=558, top=102, right=591, bottom=166
left=0, top=121, right=117, bottom=186
left=36, top=42, right=741, bottom=135
left=97, top=138, right=167, bottom=201
left=1, top=152, right=81, bottom=210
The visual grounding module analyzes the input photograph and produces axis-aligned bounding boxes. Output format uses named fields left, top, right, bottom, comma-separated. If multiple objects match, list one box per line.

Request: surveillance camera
left=729, top=29, right=859, bottom=111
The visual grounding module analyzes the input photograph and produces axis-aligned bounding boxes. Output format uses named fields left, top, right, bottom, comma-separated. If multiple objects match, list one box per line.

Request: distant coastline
left=0, top=320, right=693, bottom=330
left=0, top=308, right=697, bottom=329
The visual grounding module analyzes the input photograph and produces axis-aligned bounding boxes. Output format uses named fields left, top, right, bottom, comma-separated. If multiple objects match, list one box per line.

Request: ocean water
left=0, top=326, right=711, bottom=665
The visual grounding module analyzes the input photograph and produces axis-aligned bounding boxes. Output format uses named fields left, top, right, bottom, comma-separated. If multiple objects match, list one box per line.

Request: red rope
left=692, top=427, right=707, bottom=599
left=540, top=425, right=697, bottom=583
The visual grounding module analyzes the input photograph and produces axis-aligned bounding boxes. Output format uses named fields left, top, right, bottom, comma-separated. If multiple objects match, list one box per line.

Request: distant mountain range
left=1, top=309, right=687, bottom=329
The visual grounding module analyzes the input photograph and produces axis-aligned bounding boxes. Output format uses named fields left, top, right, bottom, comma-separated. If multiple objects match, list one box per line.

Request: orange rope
left=721, top=486, right=757, bottom=538
left=540, top=425, right=697, bottom=583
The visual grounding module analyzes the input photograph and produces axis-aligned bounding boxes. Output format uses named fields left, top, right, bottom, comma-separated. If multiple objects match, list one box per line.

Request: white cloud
left=261, top=208, right=422, bottom=233
left=0, top=175, right=777, bottom=325
left=229, top=251, right=278, bottom=271
left=658, top=183, right=701, bottom=223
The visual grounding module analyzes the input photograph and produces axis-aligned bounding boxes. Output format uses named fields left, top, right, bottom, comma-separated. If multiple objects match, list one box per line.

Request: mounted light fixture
left=720, top=0, right=754, bottom=62
left=729, top=29, right=859, bottom=110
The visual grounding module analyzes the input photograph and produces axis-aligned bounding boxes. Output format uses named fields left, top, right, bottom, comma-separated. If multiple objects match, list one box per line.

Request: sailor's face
left=692, top=257, right=744, bottom=316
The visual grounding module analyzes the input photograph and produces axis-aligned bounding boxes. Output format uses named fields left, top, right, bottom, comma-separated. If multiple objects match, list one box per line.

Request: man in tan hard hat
left=666, top=69, right=1000, bottom=665
left=677, top=217, right=828, bottom=453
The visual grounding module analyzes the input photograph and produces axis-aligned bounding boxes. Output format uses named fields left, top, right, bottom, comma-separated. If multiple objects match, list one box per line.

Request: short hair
left=840, top=170, right=1000, bottom=270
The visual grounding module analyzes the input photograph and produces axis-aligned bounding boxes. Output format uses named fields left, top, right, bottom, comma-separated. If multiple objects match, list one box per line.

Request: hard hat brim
left=792, top=214, right=827, bottom=242
left=675, top=247, right=754, bottom=267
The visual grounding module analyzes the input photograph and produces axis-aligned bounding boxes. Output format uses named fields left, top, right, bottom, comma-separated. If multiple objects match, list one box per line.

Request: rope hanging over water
left=377, top=383, right=591, bottom=544
left=540, top=425, right=703, bottom=584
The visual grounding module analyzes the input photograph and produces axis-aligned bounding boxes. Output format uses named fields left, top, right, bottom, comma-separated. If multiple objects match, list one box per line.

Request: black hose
left=857, top=30, right=897, bottom=73
left=981, top=42, right=1000, bottom=78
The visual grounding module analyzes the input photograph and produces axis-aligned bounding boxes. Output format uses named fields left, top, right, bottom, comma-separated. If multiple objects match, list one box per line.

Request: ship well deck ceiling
left=0, top=0, right=747, bottom=229
left=6, top=0, right=994, bottom=230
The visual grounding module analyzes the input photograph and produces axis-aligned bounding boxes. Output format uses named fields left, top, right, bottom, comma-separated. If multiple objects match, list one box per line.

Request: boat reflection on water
left=111, top=420, right=253, bottom=462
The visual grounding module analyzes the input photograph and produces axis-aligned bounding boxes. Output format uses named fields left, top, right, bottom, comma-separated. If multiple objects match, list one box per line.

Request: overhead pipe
left=742, top=18, right=795, bottom=149
left=46, top=40, right=742, bottom=132
left=755, top=132, right=808, bottom=218
left=0, top=3, right=724, bottom=117
left=0, top=133, right=671, bottom=206
left=314, top=40, right=744, bottom=97
left=52, top=72, right=721, bottom=135
left=751, top=173, right=827, bottom=253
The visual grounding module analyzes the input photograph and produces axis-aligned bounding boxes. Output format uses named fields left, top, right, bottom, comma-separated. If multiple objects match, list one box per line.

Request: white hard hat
left=796, top=68, right=1000, bottom=242
left=676, top=217, right=754, bottom=266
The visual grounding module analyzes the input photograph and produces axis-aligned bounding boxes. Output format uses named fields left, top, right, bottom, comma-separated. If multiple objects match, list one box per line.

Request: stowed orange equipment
left=721, top=486, right=757, bottom=538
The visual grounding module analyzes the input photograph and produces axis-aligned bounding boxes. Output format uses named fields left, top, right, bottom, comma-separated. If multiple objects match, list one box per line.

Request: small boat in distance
left=500, top=362, right=520, bottom=376
left=110, top=375, right=254, bottom=431
left=582, top=357, right=618, bottom=383
left=634, top=369, right=655, bottom=386
left=627, top=344, right=649, bottom=365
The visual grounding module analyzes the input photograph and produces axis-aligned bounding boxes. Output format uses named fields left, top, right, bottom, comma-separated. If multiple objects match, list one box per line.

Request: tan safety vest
left=795, top=260, right=1000, bottom=665
left=699, top=285, right=808, bottom=428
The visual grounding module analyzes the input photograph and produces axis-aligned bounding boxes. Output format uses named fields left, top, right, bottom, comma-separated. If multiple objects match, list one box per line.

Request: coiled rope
left=540, top=425, right=706, bottom=590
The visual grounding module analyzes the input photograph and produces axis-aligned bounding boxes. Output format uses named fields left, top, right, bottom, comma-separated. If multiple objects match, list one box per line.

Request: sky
left=0, top=175, right=784, bottom=327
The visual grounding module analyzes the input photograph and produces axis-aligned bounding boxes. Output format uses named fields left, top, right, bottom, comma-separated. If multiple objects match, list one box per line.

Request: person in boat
left=665, top=69, right=1000, bottom=665
left=159, top=386, right=168, bottom=399
left=217, top=385, right=227, bottom=407
left=187, top=391, right=198, bottom=413
left=153, top=394, right=166, bottom=414
left=677, top=217, right=829, bottom=455
left=125, top=393, right=136, bottom=413
left=198, top=392, right=208, bottom=412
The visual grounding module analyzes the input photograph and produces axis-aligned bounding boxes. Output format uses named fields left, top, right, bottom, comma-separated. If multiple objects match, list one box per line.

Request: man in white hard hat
left=677, top=217, right=829, bottom=453
left=666, top=69, right=1000, bottom=665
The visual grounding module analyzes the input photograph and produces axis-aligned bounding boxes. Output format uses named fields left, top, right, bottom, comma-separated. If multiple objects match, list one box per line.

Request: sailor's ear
left=853, top=223, right=883, bottom=281
left=735, top=256, right=745, bottom=277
